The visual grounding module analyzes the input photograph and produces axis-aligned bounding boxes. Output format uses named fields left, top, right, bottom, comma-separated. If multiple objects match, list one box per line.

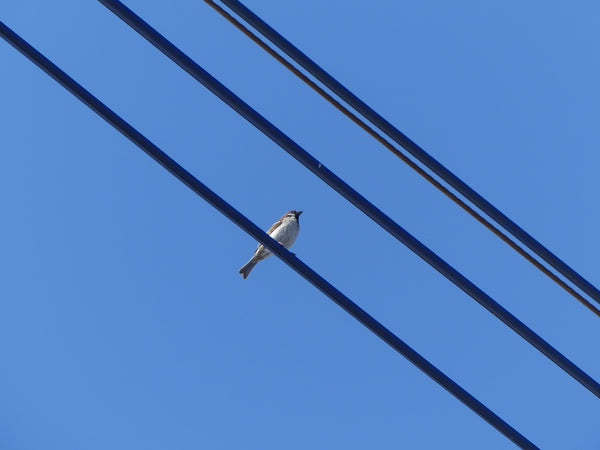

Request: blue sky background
left=2, top=1, right=599, bottom=448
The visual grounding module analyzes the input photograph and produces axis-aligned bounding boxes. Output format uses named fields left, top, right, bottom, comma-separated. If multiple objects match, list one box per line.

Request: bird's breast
left=270, top=220, right=299, bottom=249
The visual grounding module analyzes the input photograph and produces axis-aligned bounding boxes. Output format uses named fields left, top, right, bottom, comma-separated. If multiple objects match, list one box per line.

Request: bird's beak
left=297, top=211, right=303, bottom=217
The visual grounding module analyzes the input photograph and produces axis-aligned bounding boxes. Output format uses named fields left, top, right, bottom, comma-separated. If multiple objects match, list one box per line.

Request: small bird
left=239, top=210, right=303, bottom=279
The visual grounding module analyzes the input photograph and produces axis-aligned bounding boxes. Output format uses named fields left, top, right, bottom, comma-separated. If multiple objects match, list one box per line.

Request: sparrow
left=239, top=210, right=303, bottom=279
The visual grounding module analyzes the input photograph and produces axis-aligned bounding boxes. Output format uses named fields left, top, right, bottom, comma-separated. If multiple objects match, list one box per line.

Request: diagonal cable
left=0, top=21, right=538, bottom=449
left=96, top=0, right=600, bottom=400
left=203, top=0, right=600, bottom=318
left=212, top=0, right=600, bottom=309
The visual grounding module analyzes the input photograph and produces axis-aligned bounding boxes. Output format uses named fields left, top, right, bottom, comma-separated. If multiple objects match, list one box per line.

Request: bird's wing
left=266, top=219, right=283, bottom=235
left=252, top=219, right=283, bottom=255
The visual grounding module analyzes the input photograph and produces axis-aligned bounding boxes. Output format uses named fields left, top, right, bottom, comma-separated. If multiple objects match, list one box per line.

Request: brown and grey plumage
left=239, top=210, right=302, bottom=279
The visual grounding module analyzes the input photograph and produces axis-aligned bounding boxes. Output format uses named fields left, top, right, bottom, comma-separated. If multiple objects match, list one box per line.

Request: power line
left=203, top=0, right=600, bottom=318
left=0, top=21, right=538, bottom=449
left=96, top=0, right=600, bottom=400
left=213, top=0, right=600, bottom=309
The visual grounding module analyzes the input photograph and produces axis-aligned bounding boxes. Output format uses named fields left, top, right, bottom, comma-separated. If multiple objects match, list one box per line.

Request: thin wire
left=0, top=21, right=538, bottom=449
left=214, top=0, right=600, bottom=309
left=203, top=0, right=600, bottom=319
left=96, top=0, right=600, bottom=400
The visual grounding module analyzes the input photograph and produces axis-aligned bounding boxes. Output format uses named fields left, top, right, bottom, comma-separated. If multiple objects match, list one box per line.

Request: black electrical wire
left=96, top=0, right=600, bottom=400
left=0, top=21, right=538, bottom=449
left=203, top=0, right=600, bottom=319
left=214, top=0, right=600, bottom=309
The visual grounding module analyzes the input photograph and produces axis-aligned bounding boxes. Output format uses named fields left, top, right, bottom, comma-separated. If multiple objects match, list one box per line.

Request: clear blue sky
left=2, top=1, right=599, bottom=448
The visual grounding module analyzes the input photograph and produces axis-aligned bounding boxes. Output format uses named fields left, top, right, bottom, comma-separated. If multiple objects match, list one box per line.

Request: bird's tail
left=239, top=257, right=258, bottom=279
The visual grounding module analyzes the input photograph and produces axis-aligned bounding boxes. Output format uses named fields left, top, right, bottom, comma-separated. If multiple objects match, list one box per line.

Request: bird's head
left=283, top=210, right=303, bottom=222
